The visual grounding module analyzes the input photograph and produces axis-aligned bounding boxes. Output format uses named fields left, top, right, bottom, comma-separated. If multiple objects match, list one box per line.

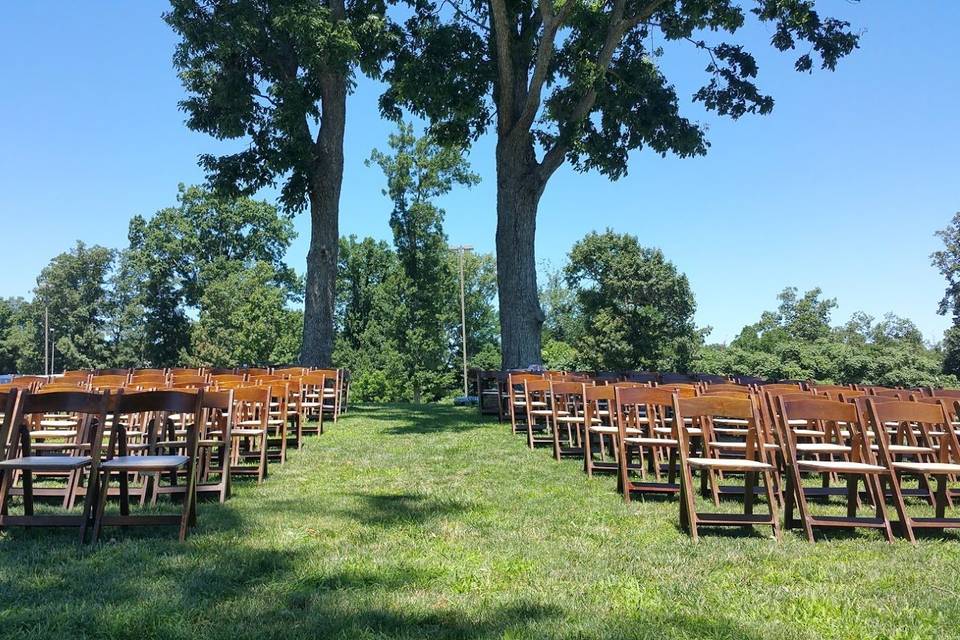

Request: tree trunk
left=495, top=138, right=545, bottom=370
left=301, top=74, right=346, bottom=368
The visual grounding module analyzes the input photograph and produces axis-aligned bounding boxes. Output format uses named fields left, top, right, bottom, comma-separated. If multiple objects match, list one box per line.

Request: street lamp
left=451, top=245, right=473, bottom=397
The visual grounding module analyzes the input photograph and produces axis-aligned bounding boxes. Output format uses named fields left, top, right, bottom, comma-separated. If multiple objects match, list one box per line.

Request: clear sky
left=1, top=2, right=958, bottom=343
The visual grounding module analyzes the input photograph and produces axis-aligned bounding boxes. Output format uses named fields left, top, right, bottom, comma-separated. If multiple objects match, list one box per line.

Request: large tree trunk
left=495, top=138, right=545, bottom=370
left=301, top=74, right=346, bottom=368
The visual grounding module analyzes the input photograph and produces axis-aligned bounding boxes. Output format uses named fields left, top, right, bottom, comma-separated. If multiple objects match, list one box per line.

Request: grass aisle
left=1, top=404, right=958, bottom=639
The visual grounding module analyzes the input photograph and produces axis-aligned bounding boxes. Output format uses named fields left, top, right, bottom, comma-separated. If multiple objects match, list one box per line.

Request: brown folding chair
left=583, top=385, right=619, bottom=477
left=614, top=387, right=684, bottom=500
left=674, top=395, right=781, bottom=541
left=228, top=386, right=272, bottom=483
left=0, top=389, right=110, bottom=542
left=92, top=390, right=205, bottom=542
left=549, top=381, right=589, bottom=461
left=506, top=373, right=543, bottom=436
left=864, top=399, right=960, bottom=542
left=300, top=373, right=327, bottom=437
left=777, top=397, right=895, bottom=542
left=523, top=379, right=556, bottom=450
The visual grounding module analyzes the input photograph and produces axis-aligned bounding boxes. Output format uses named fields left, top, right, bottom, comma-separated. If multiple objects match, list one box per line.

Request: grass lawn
left=1, top=404, right=959, bottom=639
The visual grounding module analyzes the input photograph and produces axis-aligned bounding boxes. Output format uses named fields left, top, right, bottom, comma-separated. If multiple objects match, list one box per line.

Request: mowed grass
left=1, top=404, right=959, bottom=640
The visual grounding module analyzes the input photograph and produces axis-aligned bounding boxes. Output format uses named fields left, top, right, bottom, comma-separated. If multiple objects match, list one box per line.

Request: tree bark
left=495, top=136, right=546, bottom=370
left=301, top=74, right=346, bottom=367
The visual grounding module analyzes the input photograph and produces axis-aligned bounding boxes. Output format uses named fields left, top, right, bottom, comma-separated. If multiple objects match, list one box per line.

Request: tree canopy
left=382, top=0, right=861, bottom=367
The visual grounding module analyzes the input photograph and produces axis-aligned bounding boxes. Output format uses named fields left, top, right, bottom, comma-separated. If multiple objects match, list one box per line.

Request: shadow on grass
left=336, top=491, right=467, bottom=527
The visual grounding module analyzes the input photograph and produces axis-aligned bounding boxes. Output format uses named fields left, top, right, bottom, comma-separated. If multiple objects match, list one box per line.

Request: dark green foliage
left=10, top=242, right=115, bottom=372
left=165, top=0, right=392, bottom=212
left=563, top=230, right=702, bottom=372
left=126, top=185, right=300, bottom=366
left=189, top=262, right=303, bottom=366
left=365, top=124, right=478, bottom=401
left=694, top=288, right=955, bottom=388
left=334, top=237, right=499, bottom=402
left=385, top=0, right=860, bottom=178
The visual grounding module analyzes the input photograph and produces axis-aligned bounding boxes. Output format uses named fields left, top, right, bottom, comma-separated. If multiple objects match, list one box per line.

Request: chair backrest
left=95, top=368, right=130, bottom=376
left=170, top=374, right=209, bottom=387
left=274, top=367, right=308, bottom=378
left=660, top=373, right=695, bottom=384
left=110, top=390, right=205, bottom=455
left=673, top=395, right=765, bottom=458
left=759, top=383, right=803, bottom=394
left=702, top=383, right=750, bottom=395
left=168, top=367, right=200, bottom=376
left=777, top=397, right=862, bottom=459
left=621, top=371, right=659, bottom=384
left=864, top=398, right=960, bottom=466
left=868, top=387, right=912, bottom=399
left=615, top=386, right=677, bottom=438
left=212, top=374, right=245, bottom=385
left=931, top=389, right=960, bottom=400
left=90, top=374, right=129, bottom=389
left=11, top=390, right=111, bottom=463
left=129, top=373, right=168, bottom=385
left=201, top=389, right=234, bottom=441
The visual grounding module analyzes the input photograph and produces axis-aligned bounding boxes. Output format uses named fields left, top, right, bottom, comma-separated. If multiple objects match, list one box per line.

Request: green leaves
left=555, top=229, right=702, bottom=372
left=698, top=287, right=955, bottom=388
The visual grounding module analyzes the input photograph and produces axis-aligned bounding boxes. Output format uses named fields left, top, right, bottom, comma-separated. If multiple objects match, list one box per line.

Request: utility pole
left=44, top=306, right=49, bottom=376
left=50, top=327, right=56, bottom=375
left=451, top=245, right=473, bottom=397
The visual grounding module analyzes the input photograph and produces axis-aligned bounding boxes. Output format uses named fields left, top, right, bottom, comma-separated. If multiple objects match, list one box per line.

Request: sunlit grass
left=0, top=404, right=958, bottom=639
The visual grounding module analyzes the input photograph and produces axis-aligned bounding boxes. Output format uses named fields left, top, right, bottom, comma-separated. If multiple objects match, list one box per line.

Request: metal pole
left=44, top=307, right=49, bottom=376
left=50, top=328, right=55, bottom=375
left=459, top=247, right=468, bottom=397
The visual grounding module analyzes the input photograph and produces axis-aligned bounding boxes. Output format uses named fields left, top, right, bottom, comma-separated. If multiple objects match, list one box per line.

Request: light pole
left=49, top=327, right=56, bottom=375
left=44, top=307, right=49, bottom=377
left=451, top=245, right=473, bottom=397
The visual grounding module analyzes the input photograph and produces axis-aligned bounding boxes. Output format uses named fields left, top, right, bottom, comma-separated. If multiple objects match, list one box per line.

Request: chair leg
left=91, top=472, right=112, bottom=543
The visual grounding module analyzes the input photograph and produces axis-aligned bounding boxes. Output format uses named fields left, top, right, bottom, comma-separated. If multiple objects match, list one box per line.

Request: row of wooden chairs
left=0, top=367, right=351, bottom=542
left=506, top=373, right=960, bottom=542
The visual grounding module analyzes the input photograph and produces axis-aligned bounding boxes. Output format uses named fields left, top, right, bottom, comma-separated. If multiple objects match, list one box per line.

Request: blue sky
left=1, top=2, right=957, bottom=343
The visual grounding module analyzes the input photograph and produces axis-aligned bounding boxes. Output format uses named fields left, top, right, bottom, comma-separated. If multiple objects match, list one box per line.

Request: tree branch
left=537, top=0, right=668, bottom=180
left=514, top=0, right=573, bottom=135
left=440, top=0, right=489, bottom=33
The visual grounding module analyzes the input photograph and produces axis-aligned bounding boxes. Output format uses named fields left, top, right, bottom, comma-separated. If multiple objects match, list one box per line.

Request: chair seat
left=0, top=455, right=91, bottom=470
left=795, top=443, right=850, bottom=453
left=893, top=461, right=960, bottom=474
left=589, top=426, right=618, bottom=434
left=687, top=457, right=774, bottom=471
left=710, top=441, right=779, bottom=451
left=793, top=429, right=827, bottom=438
left=233, top=428, right=266, bottom=436
left=624, top=437, right=678, bottom=446
left=101, top=455, right=189, bottom=471
left=39, top=419, right=77, bottom=428
left=872, top=444, right=934, bottom=455
left=528, top=409, right=555, bottom=416
left=30, top=430, right=78, bottom=439
left=797, top=460, right=885, bottom=473
left=556, top=416, right=585, bottom=423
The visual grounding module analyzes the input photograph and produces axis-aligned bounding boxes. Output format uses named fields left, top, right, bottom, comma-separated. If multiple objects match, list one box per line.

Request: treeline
left=537, top=230, right=957, bottom=389
left=3, top=187, right=958, bottom=396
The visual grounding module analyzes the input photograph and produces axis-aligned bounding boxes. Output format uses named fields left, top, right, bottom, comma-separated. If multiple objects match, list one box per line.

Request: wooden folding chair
left=614, top=387, right=684, bottom=500
left=300, top=373, right=327, bottom=437
left=583, top=385, right=619, bottom=477
left=549, top=381, right=588, bottom=461
left=776, top=396, right=896, bottom=542
left=864, top=399, right=960, bottom=542
left=92, top=390, right=205, bottom=542
left=523, top=379, right=556, bottom=450
left=0, top=390, right=109, bottom=542
left=506, top=373, right=543, bottom=435
left=673, top=395, right=781, bottom=541
left=195, top=389, right=234, bottom=503
left=228, top=386, right=271, bottom=483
